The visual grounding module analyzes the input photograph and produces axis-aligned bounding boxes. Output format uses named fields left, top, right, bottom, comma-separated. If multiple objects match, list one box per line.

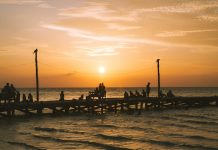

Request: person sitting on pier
left=15, top=91, right=20, bottom=103
left=146, top=82, right=151, bottom=97
left=22, top=94, right=27, bottom=102
left=167, top=90, right=175, bottom=98
left=1, top=83, right=10, bottom=100
left=124, top=91, right=129, bottom=100
left=59, top=91, right=64, bottom=101
left=129, top=91, right=135, bottom=97
left=159, top=90, right=166, bottom=98
left=28, top=93, right=33, bottom=102
left=10, top=84, right=17, bottom=100
left=135, top=90, right=141, bottom=97
left=94, top=88, right=99, bottom=96
left=142, top=90, right=147, bottom=97
left=79, top=94, right=84, bottom=101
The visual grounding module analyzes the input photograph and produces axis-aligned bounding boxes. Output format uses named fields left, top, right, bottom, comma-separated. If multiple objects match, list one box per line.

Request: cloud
left=136, top=1, right=218, bottom=14
left=41, top=24, right=173, bottom=47
left=156, top=29, right=218, bottom=37
left=37, top=3, right=54, bottom=8
left=106, top=23, right=141, bottom=31
left=63, top=72, right=77, bottom=76
left=0, top=0, right=54, bottom=8
left=84, top=47, right=120, bottom=56
left=198, top=15, right=218, bottom=22
left=0, top=50, right=8, bottom=52
left=0, top=0, right=42, bottom=5
left=59, top=2, right=137, bottom=22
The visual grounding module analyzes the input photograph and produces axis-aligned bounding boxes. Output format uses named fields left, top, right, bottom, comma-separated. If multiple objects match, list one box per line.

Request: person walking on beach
left=146, top=82, right=151, bottom=97
left=60, top=91, right=64, bottom=101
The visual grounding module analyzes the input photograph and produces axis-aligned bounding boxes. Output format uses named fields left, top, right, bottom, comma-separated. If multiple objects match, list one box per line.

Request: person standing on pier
left=146, top=82, right=151, bottom=97
left=60, top=91, right=64, bottom=101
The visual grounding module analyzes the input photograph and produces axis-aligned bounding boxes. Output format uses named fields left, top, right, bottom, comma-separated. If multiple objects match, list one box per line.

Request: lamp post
left=157, top=59, right=160, bottom=98
left=34, top=49, right=39, bottom=102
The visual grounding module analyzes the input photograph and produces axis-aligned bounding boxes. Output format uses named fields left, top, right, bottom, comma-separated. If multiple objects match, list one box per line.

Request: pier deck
left=0, top=96, right=217, bottom=117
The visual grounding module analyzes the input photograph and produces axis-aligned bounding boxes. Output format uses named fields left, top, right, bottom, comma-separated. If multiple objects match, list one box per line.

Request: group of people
left=88, top=83, right=106, bottom=99
left=124, top=82, right=175, bottom=99
left=159, top=89, right=175, bottom=98
left=59, top=83, right=107, bottom=101
left=0, top=83, right=34, bottom=103
left=124, top=82, right=151, bottom=99
left=1, top=83, right=17, bottom=100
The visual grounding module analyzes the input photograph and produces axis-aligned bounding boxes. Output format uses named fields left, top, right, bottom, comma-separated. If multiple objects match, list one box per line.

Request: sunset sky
left=0, top=0, right=218, bottom=87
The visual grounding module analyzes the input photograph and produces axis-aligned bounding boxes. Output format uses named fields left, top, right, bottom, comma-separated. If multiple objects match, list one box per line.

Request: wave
left=34, top=127, right=86, bottom=135
left=6, top=141, right=45, bottom=150
left=127, top=126, right=158, bottom=134
left=176, top=114, right=218, bottom=121
left=185, top=135, right=218, bottom=142
left=167, top=133, right=218, bottom=142
left=162, top=122, right=218, bottom=133
left=183, top=119, right=218, bottom=126
left=34, top=127, right=65, bottom=132
left=33, top=135, right=131, bottom=150
left=91, top=124, right=118, bottom=128
left=141, top=139, right=218, bottom=150
left=18, top=132, right=32, bottom=135
left=95, top=134, right=131, bottom=141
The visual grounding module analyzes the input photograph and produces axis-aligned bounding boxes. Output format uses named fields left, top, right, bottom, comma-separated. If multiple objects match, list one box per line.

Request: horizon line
left=7, top=86, right=218, bottom=89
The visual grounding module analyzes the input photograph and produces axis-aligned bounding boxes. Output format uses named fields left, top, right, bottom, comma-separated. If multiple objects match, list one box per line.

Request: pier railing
left=0, top=96, right=217, bottom=117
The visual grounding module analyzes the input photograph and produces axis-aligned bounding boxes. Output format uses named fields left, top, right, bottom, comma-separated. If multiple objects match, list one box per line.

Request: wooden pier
left=0, top=96, right=217, bottom=117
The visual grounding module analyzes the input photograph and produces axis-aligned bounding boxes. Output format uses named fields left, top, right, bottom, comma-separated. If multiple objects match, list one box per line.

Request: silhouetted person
left=2, top=83, right=10, bottom=93
left=99, top=83, right=102, bottom=91
left=60, top=91, right=64, bottom=101
left=124, top=91, right=129, bottom=100
left=2, top=83, right=10, bottom=100
left=135, top=90, right=141, bottom=97
left=167, top=90, right=175, bottom=98
left=101, top=83, right=106, bottom=98
left=10, top=84, right=16, bottom=100
left=94, top=88, right=99, bottom=96
left=15, top=91, right=20, bottom=103
left=28, top=93, right=33, bottom=102
left=79, top=94, right=84, bottom=100
left=22, top=94, right=27, bottom=102
left=146, top=82, right=151, bottom=97
left=159, top=90, right=166, bottom=98
left=129, top=91, right=135, bottom=97
left=142, top=90, right=146, bottom=97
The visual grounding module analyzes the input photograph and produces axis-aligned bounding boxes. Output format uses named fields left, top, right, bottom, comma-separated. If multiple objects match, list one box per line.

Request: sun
left=98, top=66, right=105, bottom=74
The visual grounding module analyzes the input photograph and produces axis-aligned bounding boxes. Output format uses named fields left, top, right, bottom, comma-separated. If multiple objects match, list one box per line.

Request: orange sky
left=0, top=0, right=218, bottom=87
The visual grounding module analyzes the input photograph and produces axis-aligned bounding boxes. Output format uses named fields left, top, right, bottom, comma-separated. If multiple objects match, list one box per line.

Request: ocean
left=0, top=87, right=218, bottom=150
